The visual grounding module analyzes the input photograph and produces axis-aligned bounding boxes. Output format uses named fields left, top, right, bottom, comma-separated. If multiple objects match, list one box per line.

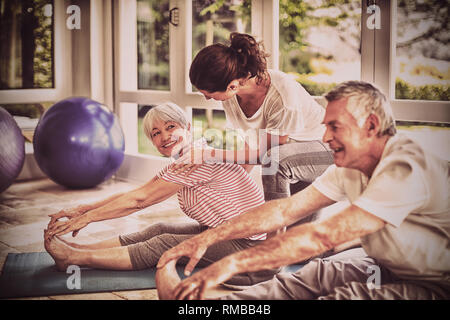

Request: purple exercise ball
left=33, top=97, right=125, bottom=189
left=0, top=107, right=25, bottom=193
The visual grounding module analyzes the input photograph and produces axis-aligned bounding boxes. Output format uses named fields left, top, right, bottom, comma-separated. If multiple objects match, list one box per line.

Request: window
left=387, top=1, right=450, bottom=161
left=0, top=0, right=70, bottom=111
left=370, top=0, right=449, bottom=123
left=192, top=0, right=251, bottom=58
left=394, top=0, right=449, bottom=101
left=120, top=0, right=371, bottom=160
left=0, top=0, right=70, bottom=143
left=1, top=102, right=53, bottom=142
left=115, top=0, right=449, bottom=173
left=187, top=1, right=251, bottom=151
left=396, top=120, right=449, bottom=161
left=137, top=0, right=170, bottom=90
left=279, top=0, right=362, bottom=96
left=191, top=108, right=245, bottom=150
left=0, top=0, right=54, bottom=89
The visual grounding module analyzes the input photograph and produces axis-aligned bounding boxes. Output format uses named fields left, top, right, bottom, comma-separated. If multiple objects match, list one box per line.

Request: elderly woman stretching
left=44, top=102, right=278, bottom=285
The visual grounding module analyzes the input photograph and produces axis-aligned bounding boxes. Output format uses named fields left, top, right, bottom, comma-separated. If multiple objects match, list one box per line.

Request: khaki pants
left=221, top=257, right=449, bottom=300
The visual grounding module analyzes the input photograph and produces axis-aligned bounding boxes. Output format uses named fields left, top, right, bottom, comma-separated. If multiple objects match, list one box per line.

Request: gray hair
left=324, top=81, right=396, bottom=137
left=143, top=102, right=189, bottom=141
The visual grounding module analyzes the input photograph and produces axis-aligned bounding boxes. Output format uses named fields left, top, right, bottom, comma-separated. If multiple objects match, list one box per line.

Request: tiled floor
left=0, top=178, right=235, bottom=300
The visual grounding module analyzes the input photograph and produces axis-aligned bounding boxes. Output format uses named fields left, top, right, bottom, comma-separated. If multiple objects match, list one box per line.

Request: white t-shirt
left=222, top=69, right=326, bottom=141
left=313, top=134, right=450, bottom=282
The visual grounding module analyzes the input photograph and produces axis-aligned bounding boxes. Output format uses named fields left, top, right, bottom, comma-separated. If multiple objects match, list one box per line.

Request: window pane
left=137, top=0, right=170, bottom=90
left=279, top=0, right=361, bottom=96
left=397, top=121, right=450, bottom=161
left=192, top=0, right=251, bottom=58
left=2, top=102, right=53, bottom=141
left=395, top=0, right=449, bottom=101
left=138, top=105, right=163, bottom=156
left=0, top=0, right=54, bottom=89
left=193, top=109, right=225, bottom=149
left=192, top=108, right=244, bottom=150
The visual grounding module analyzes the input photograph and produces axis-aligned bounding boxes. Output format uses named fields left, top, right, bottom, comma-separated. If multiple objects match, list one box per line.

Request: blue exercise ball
left=0, top=107, right=25, bottom=193
left=33, top=97, right=125, bottom=189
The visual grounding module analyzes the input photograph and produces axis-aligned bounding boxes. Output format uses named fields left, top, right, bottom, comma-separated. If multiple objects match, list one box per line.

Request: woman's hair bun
left=189, top=33, right=269, bottom=92
left=229, top=32, right=269, bottom=82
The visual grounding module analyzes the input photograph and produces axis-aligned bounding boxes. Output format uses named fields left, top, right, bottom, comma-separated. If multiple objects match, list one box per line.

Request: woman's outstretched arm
left=46, top=177, right=183, bottom=239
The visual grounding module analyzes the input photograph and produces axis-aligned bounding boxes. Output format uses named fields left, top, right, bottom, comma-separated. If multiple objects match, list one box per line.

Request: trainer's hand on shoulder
left=169, top=146, right=207, bottom=175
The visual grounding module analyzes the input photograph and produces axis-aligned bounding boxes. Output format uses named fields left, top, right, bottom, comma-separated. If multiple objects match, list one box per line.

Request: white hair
left=324, top=81, right=396, bottom=136
left=143, top=102, right=189, bottom=141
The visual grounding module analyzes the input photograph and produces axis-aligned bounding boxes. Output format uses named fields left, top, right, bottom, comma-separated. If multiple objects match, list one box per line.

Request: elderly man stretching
left=156, top=81, right=449, bottom=300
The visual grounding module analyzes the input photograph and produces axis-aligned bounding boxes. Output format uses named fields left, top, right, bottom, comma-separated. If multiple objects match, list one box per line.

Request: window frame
left=0, top=0, right=71, bottom=104
left=113, top=0, right=369, bottom=155
left=1, top=0, right=447, bottom=183
left=375, top=0, right=449, bottom=123
left=112, top=0, right=449, bottom=181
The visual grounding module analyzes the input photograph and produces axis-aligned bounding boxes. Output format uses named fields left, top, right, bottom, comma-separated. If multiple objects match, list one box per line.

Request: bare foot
left=44, top=233, right=75, bottom=271
left=57, top=236, right=86, bottom=250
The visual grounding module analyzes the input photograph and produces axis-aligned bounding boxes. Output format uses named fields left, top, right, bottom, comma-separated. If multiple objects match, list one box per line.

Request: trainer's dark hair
left=189, top=32, right=269, bottom=92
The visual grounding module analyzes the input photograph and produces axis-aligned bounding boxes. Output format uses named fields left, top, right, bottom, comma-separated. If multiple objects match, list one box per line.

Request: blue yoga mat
left=0, top=252, right=185, bottom=299
left=0, top=252, right=305, bottom=299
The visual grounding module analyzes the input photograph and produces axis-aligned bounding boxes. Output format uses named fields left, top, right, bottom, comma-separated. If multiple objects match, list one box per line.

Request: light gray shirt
left=313, top=134, right=450, bottom=283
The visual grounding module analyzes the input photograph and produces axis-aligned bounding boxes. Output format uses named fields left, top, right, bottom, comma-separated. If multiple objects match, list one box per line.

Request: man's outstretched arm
left=157, top=185, right=335, bottom=274
left=169, top=204, right=386, bottom=300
